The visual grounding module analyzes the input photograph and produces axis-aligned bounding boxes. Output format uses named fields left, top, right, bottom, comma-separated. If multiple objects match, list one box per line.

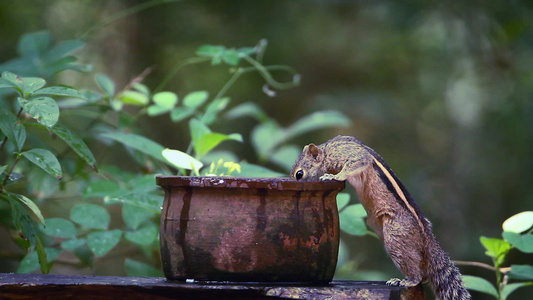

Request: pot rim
left=156, top=175, right=345, bottom=191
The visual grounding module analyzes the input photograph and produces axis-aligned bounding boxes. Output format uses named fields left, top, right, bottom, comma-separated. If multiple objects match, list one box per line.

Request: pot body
left=157, top=176, right=344, bottom=283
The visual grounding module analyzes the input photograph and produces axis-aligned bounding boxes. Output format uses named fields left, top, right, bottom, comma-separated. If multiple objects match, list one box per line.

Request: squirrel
left=291, top=135, right=471, bottom=300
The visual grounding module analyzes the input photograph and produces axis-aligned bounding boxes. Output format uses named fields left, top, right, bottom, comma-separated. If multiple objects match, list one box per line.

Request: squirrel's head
left=290, top=143, right=325, bottom=181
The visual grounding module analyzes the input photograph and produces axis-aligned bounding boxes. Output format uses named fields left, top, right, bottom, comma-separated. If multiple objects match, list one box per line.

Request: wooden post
left=0, top=273, right=424, bottom=299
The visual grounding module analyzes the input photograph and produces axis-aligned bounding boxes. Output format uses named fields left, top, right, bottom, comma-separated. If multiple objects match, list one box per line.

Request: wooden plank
left=0, top=273, right=423, bottom=300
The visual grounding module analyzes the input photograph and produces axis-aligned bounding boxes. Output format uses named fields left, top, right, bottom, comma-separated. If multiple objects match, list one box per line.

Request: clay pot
left=157, top=176, right=345, bottom=283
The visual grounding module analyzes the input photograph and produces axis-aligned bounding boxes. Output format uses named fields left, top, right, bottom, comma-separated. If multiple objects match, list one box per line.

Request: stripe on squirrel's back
left=370, top=155, right=428, bottom=232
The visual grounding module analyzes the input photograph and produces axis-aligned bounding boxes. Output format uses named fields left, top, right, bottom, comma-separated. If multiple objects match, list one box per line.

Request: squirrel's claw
left=319, top=173, right=336, bottom=181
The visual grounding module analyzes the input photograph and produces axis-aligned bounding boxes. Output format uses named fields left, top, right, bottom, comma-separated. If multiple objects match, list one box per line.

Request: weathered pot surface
left=157, top=176, right=345, bottom=283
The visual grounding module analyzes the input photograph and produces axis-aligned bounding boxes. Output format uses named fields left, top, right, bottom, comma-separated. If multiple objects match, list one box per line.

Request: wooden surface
left=0, top=273, right=424, bottom=300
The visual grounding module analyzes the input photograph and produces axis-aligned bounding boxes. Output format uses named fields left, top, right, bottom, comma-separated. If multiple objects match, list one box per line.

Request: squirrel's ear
left=306, top=144, right=322, bottom=160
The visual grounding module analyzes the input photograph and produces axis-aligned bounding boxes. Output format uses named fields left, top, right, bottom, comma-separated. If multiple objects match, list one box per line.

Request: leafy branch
left=461, top=211, right=533, bottom=299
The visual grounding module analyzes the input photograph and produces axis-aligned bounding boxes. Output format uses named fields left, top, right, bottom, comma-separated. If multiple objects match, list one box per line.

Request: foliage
left=0, top=31, right=91, bottom=78
left=463, top=211, right=533, bottom=299
left=0, top=31, right=350, bottom=275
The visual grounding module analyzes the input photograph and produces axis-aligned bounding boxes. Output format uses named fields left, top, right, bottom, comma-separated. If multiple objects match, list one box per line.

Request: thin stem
left=0, top=137, right=7, bottom=152
left=214, top=65, right=299, bottom=101
left=255, top=39, right=268, bottom=64
left=16, top=107, right=23, bottom=118
left=118, top=66, right=153, bottom=96
left=154, top=56, right=211, bottom=93
left=1, top=107, right=25, bottom=153
left=78, top=0, right=180, bottom=40
left=454, top=260, right=497, bottom=271
left=213, top=68, right=244, bottom=100
left=240, top=55, right=300, bottom=90
left=366, top=230, right=380, bottom=239
left=0, top=154, right=21, bottom=193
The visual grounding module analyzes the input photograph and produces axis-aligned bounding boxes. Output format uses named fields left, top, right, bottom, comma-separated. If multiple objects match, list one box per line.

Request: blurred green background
left=0, top=0, right=531, bottom=297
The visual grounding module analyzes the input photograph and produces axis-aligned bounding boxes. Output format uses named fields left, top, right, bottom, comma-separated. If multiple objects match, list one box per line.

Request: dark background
left=0, top=1, right=532, bottom=298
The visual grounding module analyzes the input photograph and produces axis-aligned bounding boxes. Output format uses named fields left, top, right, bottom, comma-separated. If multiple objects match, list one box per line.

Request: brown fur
left=291, top=135, right=471, bottom=300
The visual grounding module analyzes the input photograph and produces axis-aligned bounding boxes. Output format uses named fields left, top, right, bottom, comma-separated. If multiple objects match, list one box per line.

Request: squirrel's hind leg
left=381, top=215, right=426, bottom=288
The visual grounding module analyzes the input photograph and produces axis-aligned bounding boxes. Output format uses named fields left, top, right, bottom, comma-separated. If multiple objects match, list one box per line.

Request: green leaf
left=2, top=171, right=24, bottom=186
left=83, top=180, right=122, bottom=199
left=236, top=47, right=256, bottom=56
left=339, top=204, right=368, bottom=236
left=201, top=97, right=230, bottom=124
left=222, top=48, right=240, bottom=65
left=132, top=83, right=150, bottom=95
left=183, top=91, right=208, bottom=108
left=0, top=165, right=6, bottom=175
left=503, top=211, right=533, bottom=233
left=508, top=265, right=533, bottom=280
left=162, top=148, right=203, bottom=170
left=147, top=105, right=171, bottom=116
left=189, top=118, right=242, bottom=158
left=6, top=194, right=39, bottom=251
left=502, top=232, right=533, bottom=253
left=224, top=102, right=268, bottom=122
left=70, top=204, right=110, bottom=230
left=251, top=120, right=284, bottom=158
left=152, top=91, right=178, bottom=108
left=21, top=77, right=46, bottom=95
left=119, top=90, right=149, bottom=106
left=100, top=132, right=166, bottom=162
left=87, top=229, right=122, bottom=256
left=21, top=148, right=62, bottom=179
left=237, top=162, right=284, bottom=177
left=0, top=108, right=26, bottom=152
left=195, top=132, right=242, bottom=158
left=337, top=193, right=351, bottom=211
left=17, top=247, right=60, bottom=274
left=170, top=106, right=195, bottom=122
left=189, top=118, right=211, bottom=144
left=95, top=73, right=115, bottom=97
left=480, top=236, right=512, bottom=265
left=43, top=39, right=84, bottom=62
left=196, top=45, right=225, bottom=65
left=61, top=239, right=87, bottom=251
left=123, top=204, right=154, bottom=230
left=463, top=275, right=499, bottom=298
left=111, top=193, right=163, bottom=213
left=35, top=236, right=50, bottom=274
left=32, top=86, right=87, bottom=99
left=18, top=96, right=59, bottom=128
left=6, top=192, right=45, bottom=225
left=270, top=145, right=301, bottom=171
left=125, top=258, right=164, bottom=277
left=50, top=124, right=96, bottom=170
left=125, top=223, right=158, bottom=245
left=502, top=282, right=533, bottom=300
left=148, top=91, right=178, bottom=116
left=196, top=45, right=225, bottom=57
left=129, top=174, right=157, bottom=192
left=18, top=31, right=50, bottom=58
left=1, top=71, right=23, bottom=93
left=110, top=99, right=123, bottom=111
left=0, top=78, right=11, bottom=89
left=39, top=218, right=77, bottom=239
left=284, top=111, right=351, bottom=141
left=72, top=244, right=94, bottom=266
left=28, top=167, right=60, bottom=200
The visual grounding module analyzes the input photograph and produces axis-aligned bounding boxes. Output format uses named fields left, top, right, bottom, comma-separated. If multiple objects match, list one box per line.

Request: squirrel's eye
left=295, top=170, right=304, bottom=180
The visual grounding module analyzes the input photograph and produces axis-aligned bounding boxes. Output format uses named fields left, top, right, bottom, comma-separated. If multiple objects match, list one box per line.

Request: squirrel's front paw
left=386, top=278, right=420, bottom=287
left=319, top=173, right=337, bottom=181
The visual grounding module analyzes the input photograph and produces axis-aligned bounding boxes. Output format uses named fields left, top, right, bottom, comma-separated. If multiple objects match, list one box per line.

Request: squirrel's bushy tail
left=427, top=237, right=471, bottom=300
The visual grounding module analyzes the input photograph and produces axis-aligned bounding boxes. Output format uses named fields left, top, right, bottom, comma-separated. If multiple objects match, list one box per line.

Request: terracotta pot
left=157, top=176, right=345, bottom=283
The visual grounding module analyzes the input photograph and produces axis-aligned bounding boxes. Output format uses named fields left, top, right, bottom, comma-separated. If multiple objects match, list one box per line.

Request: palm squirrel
left=291, top=135, right=470, bottom=300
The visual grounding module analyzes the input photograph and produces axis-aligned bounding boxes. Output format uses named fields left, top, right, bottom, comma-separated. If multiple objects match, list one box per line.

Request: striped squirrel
left=291, top=135, right=470, bottom=300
